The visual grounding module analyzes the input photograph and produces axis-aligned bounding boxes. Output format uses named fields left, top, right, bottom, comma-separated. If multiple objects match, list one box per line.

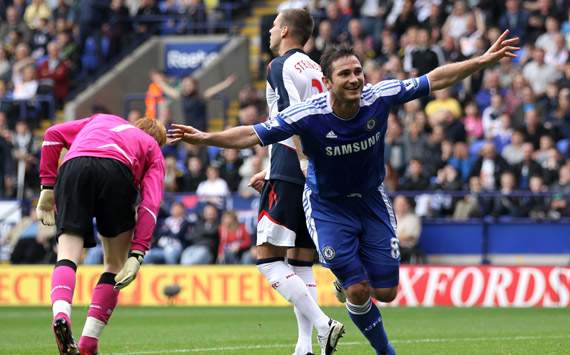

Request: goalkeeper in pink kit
left=37, top=114, right=166, bottom=355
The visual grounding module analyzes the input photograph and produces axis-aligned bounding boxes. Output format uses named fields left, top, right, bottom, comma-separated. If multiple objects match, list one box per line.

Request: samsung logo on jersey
left=325, top=132, right=382, bottom=156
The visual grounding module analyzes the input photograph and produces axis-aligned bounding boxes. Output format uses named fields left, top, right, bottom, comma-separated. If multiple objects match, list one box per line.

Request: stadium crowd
left=2, top=0, right=570, bottom=265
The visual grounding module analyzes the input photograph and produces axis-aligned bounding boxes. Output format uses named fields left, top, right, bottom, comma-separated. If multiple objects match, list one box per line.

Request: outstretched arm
left=168, top=124, right=260, bottom=149
left=427, top=30, right=519, bottom=91
left=203, top=74, right=237, bottom=100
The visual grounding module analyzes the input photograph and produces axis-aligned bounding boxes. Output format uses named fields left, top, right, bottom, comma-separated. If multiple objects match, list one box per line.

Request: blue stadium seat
left=556, top=139, right=569, bottom=155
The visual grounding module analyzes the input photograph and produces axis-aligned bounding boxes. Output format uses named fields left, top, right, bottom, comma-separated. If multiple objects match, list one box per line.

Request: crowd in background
left=3, top=0, right=570, bottom=265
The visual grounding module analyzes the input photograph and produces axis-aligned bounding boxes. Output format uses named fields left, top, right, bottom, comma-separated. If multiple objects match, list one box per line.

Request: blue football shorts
left=302, top=184, right=400, bottom=289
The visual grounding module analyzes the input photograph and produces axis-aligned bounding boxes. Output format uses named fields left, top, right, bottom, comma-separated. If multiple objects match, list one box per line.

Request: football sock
left=80, top=272, right=119, bottom=352
left=51, top=259, right=77, bottom=324
left=347, top=298, right=394, bottom=355
left=257, top=258, right=330, bottom=336
left=289, top=260, right=317, bottom=355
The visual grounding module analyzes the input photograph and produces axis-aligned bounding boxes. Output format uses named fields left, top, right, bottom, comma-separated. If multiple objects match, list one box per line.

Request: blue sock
left=346, top=298, right=395, bottom=355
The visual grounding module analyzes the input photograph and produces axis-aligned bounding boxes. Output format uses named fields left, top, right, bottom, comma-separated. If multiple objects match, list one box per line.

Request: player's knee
left=345, top=281, right=372, bottom=305
left=373, top=287, right=398, bottom=303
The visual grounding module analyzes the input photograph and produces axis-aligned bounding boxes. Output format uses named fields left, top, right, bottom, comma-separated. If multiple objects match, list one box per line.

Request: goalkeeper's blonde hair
left=134, top=117, right=167, bottom=146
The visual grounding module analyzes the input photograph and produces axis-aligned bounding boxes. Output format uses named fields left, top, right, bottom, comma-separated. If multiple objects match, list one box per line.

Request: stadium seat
left=556, top=139, right=569, bottom=155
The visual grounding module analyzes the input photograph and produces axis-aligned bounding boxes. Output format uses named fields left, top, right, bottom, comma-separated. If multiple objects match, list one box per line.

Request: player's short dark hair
left=280, top=9, right=314, bottom=46
left=320, top=45, right=362, bottom=79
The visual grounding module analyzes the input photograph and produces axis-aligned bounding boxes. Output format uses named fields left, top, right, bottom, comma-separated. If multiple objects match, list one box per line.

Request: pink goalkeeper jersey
left=39, top=114, right=166, bottom=252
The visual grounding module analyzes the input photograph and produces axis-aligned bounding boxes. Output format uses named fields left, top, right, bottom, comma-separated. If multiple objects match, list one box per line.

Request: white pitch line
left=110, top=335, right=570, bottom=355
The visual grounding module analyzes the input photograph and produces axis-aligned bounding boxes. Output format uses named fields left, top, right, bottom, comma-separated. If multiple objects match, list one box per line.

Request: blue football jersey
left=253, top=75, right=431, bottom=198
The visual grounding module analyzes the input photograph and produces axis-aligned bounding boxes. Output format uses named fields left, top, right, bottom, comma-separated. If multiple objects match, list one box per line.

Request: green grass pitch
left=1, top=306, right=569, bottom=354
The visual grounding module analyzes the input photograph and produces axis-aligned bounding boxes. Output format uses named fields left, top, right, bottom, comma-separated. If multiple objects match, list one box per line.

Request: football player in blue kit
left=168, top=30, right=519, bottom=354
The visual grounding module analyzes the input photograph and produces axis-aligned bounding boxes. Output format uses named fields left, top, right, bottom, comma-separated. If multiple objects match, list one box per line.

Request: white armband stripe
left=142, top=206, right=157, bottom=224
left=42, top=141, right=64, bottom=147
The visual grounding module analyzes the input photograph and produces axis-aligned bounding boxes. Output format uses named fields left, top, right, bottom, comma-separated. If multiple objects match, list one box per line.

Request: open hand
left=483, top=30, right=520, bottom=66
left=167, top=124, right=205, bottom=145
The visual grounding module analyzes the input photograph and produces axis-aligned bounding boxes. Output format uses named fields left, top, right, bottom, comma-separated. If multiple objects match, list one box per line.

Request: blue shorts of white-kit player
left=302, top=183, right=401, bottom=289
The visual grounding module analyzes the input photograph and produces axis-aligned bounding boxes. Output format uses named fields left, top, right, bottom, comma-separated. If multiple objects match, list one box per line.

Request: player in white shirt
left=247, top=9, right=343, bottom=355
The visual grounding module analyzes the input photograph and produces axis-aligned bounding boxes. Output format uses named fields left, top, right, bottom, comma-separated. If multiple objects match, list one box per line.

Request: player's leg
left=352, top=185, right=401, bottom=355
left=257, top=180, right=332, bottom=354
left=287, top=248, right=318, bottom=354
left=79, top=158, right=138, bottom=355
left=52, top=234, right=83, bottom=355
left=79, top=230, right=131, bottom=355
left=304, top=187, right=360, bottom=354
left=51, top=157, right=97, bottom=355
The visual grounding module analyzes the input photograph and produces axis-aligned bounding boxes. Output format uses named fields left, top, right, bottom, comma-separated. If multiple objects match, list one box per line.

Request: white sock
left=257, top=260, right=330, bottom=336
left=291, top=265, right=317, bottom=354
left=52, top=300, right=71, bottom=319
left=81, top=316, right=106, bottom=339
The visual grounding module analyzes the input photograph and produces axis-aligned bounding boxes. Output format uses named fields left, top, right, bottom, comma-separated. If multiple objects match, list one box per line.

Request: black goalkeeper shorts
left=54, top=157, right=138, bottom=248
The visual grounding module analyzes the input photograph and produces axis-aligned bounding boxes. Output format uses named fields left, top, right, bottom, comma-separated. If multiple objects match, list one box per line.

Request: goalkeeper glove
left=114, top=250, right=144, bottom=290
left=36, top=187, right=55, bottom=226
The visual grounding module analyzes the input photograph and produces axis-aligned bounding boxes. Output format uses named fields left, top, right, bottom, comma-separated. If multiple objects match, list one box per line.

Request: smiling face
left=324, top=55, right=364, bottom=104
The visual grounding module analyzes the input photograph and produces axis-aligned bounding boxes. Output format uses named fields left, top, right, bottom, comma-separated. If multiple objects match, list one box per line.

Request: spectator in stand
left=492, top=171, right=522, bottom=217
left=545, top=33, right=568, bottom=70
left=0, top=48, right=9, bottom=82
left=152, top=72, right=236, bottom=131
left=324, top=1, right=351, bottom=43
left=463, top=101, right=483, bottom=141
left=425, top=88, right=462, bottom=126
left=469, top=142, right=510, bottom=190
left=217, top=210, right=251, bottom=264
left=550, top=163, right=570, bottom=218
left=385, top=115, right=407, bottom=177
left=430, top=164, right=462, bottom=216
left=217, top=148, right=243, bottom=192
left=238, top=155, right=264, bottom=198
left=482, top=94, right=506, bottom=138
left=145, top=202, right=189, bottom=264
left=520, top=175, right=550, bottom=218
left=163, top=155, right=181, bottom=192
left=24, top=0, right=52, bottom=31
left=179, top=157, right=206, bottom=192
left=475, top=70, right=506, bottom=112
left=37, top=41, right=71, bottom=108
left=547, top=88, right=570, bottom=139
left=523, top=47, right=561, bottom=96
left=180, top=203, right=219, bottom=265
left=403, top=119, right=428, bottom=163
left=498, top=0, right=529, bottom=44
left=393, top=195, right=422, bottom=263
left=144, top=69, right=167, bottom=121
left=502, top=129, right=526, bottom=165
left=443, top=110, right=467, bottom=143
left=0, top=6, right=32, bottom=43
left=512, top=86, right=547, bottom=128
left=196, top=164, right=229, bottom=209
left=106, top=0, right=133, bottom=58
left=404, top=27, right=443, bottom=76
left=515, top=143, right=543, bottom=189
left=442, top=0, right=470, bottom=39
left=522, top=109, right=548, bottom=149
left=12, top=120, right=39, bottom=197
left=399, top=158, right=430, bottom=191
left=453, top=176, right=485, bottom=219
left=448, top=141, right=474, bottom=183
